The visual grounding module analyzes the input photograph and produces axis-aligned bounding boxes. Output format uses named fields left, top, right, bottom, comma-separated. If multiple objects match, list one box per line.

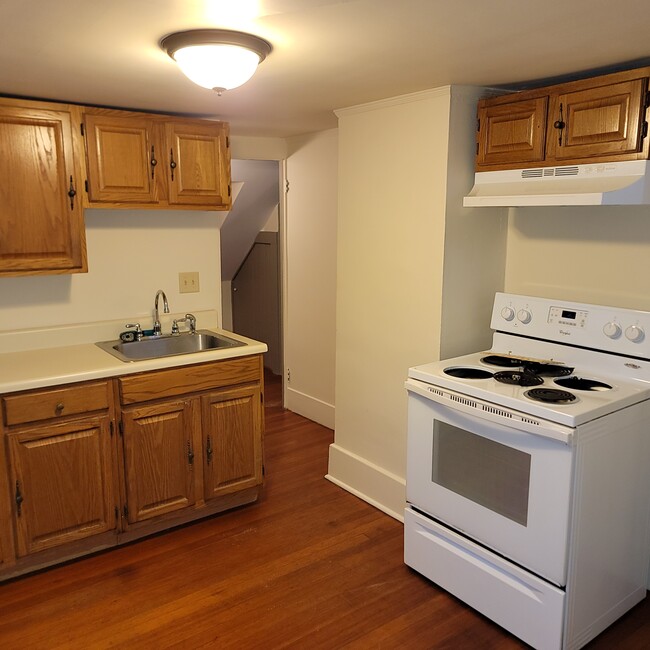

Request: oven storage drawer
left=404, top=507, right=565, bottom=650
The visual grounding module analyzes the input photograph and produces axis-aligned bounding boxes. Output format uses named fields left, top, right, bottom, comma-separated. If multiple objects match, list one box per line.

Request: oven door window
left=433, top=421, right=531, bottom=526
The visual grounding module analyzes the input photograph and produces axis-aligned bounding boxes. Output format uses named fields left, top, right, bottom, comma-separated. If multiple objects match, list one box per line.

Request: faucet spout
left=153, top=289, right=169, bottom=336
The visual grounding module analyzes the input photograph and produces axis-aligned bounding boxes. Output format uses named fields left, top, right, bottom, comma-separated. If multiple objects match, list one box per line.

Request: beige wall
left=330, top=89, right=455, bottom=518
left=505, top=206, right=650, bottom=310
left=0, top=209, right=223, bottom=332
left=284, top=129, right=338, bottom=427
left=329, top=86, right=507, bottom=519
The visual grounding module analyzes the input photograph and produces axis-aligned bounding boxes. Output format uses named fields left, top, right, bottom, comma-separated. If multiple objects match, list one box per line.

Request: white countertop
left=0, top=313, right=267, bottom=394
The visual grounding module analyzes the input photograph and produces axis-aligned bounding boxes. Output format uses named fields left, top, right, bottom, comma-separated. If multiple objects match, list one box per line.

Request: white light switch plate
left=179, top=271, right=200, bottom=293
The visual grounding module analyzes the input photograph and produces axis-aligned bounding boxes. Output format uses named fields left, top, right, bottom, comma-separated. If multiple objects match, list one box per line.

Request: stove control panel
left=491, top=293, right=650, bottom=357
left=547, top=306, right=588, bottom=328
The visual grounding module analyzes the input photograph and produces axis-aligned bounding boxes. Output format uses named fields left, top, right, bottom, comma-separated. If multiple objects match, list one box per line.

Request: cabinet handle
left=553, top=102, right=566, bottom=146
left=67, top=176, right=77, bottom=209
left=206, top=435, right=213, bottom=464
left=169, top=148, right=177, bottom=181
left=150, top=145, right=157, bottom=179
left=187, top=441, right=194, bottom=465
left=55, top=402, right=65, bottom=415
left=15, top=481, right=24, bottom=516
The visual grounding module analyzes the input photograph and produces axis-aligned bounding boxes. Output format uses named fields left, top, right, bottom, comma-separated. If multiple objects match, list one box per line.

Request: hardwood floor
left=0, top=373, right=649, bottom=649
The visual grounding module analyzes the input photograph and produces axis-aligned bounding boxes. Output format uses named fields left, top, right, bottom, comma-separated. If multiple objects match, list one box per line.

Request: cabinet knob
left=55, top=402, right=65, bottom=414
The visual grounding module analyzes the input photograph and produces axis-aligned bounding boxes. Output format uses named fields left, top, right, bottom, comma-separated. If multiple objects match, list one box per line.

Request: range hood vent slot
left=464, top=160, right=650, bottom=207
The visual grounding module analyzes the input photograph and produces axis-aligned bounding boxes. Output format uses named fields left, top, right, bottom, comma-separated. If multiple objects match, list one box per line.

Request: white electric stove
left=405, top=293, right=650, bottom=650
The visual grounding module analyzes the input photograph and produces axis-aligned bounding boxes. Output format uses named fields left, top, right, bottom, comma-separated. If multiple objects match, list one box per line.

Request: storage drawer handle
left=55, top=402, right=65, bottom=415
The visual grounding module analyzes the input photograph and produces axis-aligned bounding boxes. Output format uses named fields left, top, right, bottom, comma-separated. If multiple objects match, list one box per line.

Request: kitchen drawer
left=118, top=355, right=262, bottom=404
left=2, top=381, right=110, bottom=426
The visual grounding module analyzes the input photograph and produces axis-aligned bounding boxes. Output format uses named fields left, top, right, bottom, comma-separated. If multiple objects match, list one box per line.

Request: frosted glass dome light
left=161, top=29, right=272, bottom=94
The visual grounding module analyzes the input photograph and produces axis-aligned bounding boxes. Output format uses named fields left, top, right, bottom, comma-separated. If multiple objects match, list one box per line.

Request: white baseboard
left=285, top=386, right=335, bottom=429
left=326, top=443, right=406, bottom=522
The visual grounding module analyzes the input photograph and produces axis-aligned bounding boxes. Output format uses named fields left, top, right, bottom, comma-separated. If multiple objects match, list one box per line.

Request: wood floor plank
left=0, top=373, right=648, bottom=648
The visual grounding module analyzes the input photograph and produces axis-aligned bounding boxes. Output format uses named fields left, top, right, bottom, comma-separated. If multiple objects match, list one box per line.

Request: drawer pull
left=55, top=402, right=65, bottom=414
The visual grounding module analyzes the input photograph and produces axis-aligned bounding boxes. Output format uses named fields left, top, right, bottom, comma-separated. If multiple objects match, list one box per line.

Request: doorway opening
left=220, top=159, right=282, bottom=401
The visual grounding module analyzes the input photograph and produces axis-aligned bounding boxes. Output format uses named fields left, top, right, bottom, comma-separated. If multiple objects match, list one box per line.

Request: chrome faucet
left=153, top=289, right=169, bottom=336
left=171, top=313, right=197, bottom=335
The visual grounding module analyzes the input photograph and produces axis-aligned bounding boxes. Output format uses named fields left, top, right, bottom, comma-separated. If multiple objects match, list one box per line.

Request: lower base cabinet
left=121, top=399, right=197, bottom=523
left=0, top=354, right=264, bottom=581
left=7, top=415, right=116, bottom=557
left=202, top=385, right=263, bottom=500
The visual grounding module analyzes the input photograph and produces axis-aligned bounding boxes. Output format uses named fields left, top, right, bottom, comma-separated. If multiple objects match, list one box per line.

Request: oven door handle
left=405, top=378, right=573, bottom=444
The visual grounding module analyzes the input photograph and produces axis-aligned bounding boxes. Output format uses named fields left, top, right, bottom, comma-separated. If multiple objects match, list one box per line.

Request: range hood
left=463, top=160, right=650, bottom=207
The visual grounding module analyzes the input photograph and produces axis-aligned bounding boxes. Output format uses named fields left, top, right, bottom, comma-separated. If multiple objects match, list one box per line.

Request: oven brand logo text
left=559, top=329, right=572, bottom=336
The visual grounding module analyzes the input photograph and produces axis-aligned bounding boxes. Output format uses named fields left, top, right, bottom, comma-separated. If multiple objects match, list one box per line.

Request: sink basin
left=96, top=330, right=245, bottom=362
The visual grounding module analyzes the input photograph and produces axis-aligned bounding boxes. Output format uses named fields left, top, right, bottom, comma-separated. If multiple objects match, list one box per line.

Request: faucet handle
left=125, top=323, right=143, bottom=341
left=171, top=319, right=180, bottom=335
left=185, top=313, right=197, bottom=333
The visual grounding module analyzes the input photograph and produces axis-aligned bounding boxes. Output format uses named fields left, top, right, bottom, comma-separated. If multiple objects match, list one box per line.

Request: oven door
left=406, top=378, right=574, bottom=587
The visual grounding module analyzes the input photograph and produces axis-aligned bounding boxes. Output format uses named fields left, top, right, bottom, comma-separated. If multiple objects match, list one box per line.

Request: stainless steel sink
left=96, top=330, right=245, bottom=362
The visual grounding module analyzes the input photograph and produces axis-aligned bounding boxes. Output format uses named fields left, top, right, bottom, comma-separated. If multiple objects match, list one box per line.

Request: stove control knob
left=517, top=309, right=532, bottom=324
left=603, top=322, right=622, bottom=339
left=501, top=306, right=515, bottom=321
left=625, top=325, right=645, bottom=343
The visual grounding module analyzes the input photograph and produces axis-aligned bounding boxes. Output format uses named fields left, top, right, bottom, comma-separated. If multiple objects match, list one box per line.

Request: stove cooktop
left=409, top=348, right=650, bottom=427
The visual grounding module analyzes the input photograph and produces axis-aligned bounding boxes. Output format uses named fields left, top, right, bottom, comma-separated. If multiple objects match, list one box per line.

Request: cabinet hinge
left=476, top=142, right=479, bottom=155
left=84, top=179, right=89, bottom=193
left=645, top=91, right=650, bottom=109
left=110, top=421, right=114, bottom=437
left=260, top=392, right=264, bottom=403
left=123, top=505, right=129, bottom=518
left=80, top=123, right=85, bottom=136
left=119, top=421, right=124, bottom=437
left=114, top=506, right=119, bottom=521
left=228, top=184, right=231, bottom=197
left=226, top=136, right=230, bottom=148
left=262, top=464, right=265, bottom=477
left=643, top=121, right=648, bottom=139
left=477, top=118, right=480, bottom=132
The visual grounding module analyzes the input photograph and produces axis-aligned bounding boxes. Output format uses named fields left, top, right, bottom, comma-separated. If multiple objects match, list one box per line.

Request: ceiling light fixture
left=161, top=29, right=272, bottom=95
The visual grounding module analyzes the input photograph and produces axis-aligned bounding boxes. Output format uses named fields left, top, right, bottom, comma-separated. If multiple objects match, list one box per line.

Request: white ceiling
left=2, top=0, right=650, bottom=138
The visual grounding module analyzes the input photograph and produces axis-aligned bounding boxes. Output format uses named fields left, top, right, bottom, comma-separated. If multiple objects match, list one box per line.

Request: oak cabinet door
left=477, top=97, right=548, bottom=168
left=165, top=120, right=231, bottom=208
left=121, top=399, right=196, bottom=523
left=202, top=385, right=262, bottom=500
left=84, top=114, right=159, bottom=203
left=547, top=78, right=647, bottom=162
left=7, top=415, right=115, bottom=557
left=0, top=102, right=86, bottom=275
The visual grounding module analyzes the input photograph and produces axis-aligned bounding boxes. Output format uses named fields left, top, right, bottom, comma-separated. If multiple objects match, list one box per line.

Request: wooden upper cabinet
left=83, top=110, right=231, bottom=210
left=475, top=67, right=650, bottom=170
left=166, top=120, right=231, bottom=208
left=0, top=99, right=87, bottom=276
left=477, top=97, right=548, bottom=167
left=84, top=114, right=159, bottom=204
left=546, top=79, right=647, bottom=161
